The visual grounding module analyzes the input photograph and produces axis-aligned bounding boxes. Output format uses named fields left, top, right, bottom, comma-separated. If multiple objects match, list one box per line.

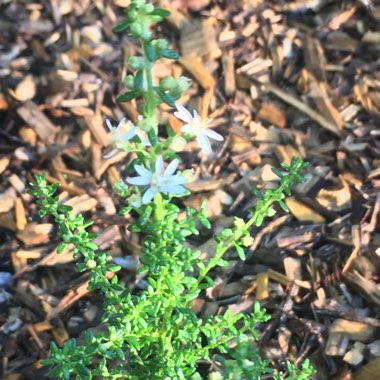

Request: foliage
left=28, top=0, right=314, bottom=379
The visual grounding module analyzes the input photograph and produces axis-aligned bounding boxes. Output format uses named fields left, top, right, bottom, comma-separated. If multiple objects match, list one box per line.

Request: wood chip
left=8, top=75, right=36, bottom=102
left=17, top=223, right=53, bottom=245
left=285, top=197, right=326, bottom=223
left=329, top=319, right=376, bottom=342
left=179, top=55, right=215, bottom=90
left=17, top=101, right=59, bottom=144
left=0, top=193, right=15, bottom=213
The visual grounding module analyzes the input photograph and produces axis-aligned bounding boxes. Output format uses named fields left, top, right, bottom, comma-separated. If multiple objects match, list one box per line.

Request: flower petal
left=106, top=119, right=113, bottom=132
left=127, top=176, right=151, bottom=186
left=142, top=187, right=158, bottom=204
left=174, top=103, right=193, bottom=123
left=155, top=156, right=164, bottom=175
left=134, top=165, right=152, bottom=178
left=103, top=149, right=117, bottom=159
left=121, top=126, right=137, bottom=141
left=116, top=117, right=127, bottom=129
left=164, top=159, right=179, bottom=177
left=168, top=175, right=187, bottom=185
left=180, top=124, right=193, bottom=134
left=197, top=134, right=212, bottom=154
left=203, top=128, right=224, bottom=141
left=162, top=184, right=187, bottom=195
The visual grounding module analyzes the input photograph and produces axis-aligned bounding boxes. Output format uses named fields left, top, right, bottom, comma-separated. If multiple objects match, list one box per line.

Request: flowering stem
left=154, top=192, right=164, bottom=222
left=143, top=41, right=158, bottom=138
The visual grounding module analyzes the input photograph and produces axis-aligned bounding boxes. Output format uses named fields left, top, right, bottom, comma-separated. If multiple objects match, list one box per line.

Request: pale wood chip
left=17, top=223, right=53, bottom=245
left=17, top=101, right=59, bottom=144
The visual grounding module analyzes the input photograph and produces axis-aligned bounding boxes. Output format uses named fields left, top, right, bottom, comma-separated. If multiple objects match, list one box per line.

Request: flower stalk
left=28, top=1, right=314, bottom=379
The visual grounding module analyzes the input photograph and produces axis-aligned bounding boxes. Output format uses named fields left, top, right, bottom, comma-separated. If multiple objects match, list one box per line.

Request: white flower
left=127, top=156, right=187, bottom=204
left=104, top=118, right=137, bottom=158
left=174, top=103, right=224, bottom=154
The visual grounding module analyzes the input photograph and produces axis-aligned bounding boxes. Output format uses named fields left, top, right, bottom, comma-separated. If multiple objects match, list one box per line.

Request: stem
left=154, top=192, right=164, bottom=222
left=142, top=41, right=158, bottom=138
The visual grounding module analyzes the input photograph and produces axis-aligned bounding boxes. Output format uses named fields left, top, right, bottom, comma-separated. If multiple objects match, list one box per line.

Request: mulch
left=1, top=0, right=380, bottom=379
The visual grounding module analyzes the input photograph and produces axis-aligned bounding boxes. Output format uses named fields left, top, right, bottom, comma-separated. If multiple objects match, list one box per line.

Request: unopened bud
left=160, top=76, right=177, bottom=90
left=123, top=75, right=135, bottom=89
left=87, top=259, right=97, bottom=269
left=144, top=4, right=154, bottom=13
left=128, top=10, right=138, bottom=20
left=130, top=22, right=142, bottom=37
left=128, top=56, right=144, bottom=70
left=241, top=236, right=254, bottom=247
left=170, top=136, right=187, bottom=152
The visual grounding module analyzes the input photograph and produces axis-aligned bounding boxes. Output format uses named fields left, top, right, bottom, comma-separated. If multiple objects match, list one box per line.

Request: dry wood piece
left=257, top=102, right=287, bottom=129
left=65, top=194, right=98, bottom=215
left=222, top=50, right=236, bottom=97
left=180, top=19, right=218, bottom=57
left=178, top=55, right=215, bottom=90
left=8, top=75, right=36, bottom=102
left=84, top=112, right=110, bottom=147
left=256, top=272, right=269, bottom=300
left=17, top=223, right=53, bottom=245
left=15, top=198, right=27, bottom=231
left=343, top=342, right=366, bottom=366
left=16, top=101, right=59, bottom=144
left=0, top=193, right=15, bottom=213
left=329, top=319, right=376, bottom=342
left=325, top=333, right=350, bottom=356
left=285, top=197, right=326, bottom=223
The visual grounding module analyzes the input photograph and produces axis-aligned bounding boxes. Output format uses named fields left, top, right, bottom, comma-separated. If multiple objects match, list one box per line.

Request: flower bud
left=160, top=76, right=177, bottom=90
left=130, top=22, right=142, bottom=37
left=140, top=28, right=152, bottom=41
left=128, top=193, right=142, bottom=208
left=241, top=236, right=254, bottom=247
left=155, top=39, right=167, bottom=50
left=128, top=56, right=144, bottom=70
left=144, top=4, right=154, bottom=13
left=234, top=217, right=245, bottom=229
left=113, top=180, right=129, bottom=197
left=87, top=259, right=97, bottom=269
left=175, top=76, right=191, bottom=93
left=128, top=10, right=138, bottom=20
left=123, top=75, right=135, bottom=89
left=169, top=136, right=187, bottom=152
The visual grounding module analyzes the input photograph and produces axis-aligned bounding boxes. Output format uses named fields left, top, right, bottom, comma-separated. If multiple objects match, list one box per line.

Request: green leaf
left=234, top=243, right=246, bottom=261
left=154, top=87, right=175, bottom=107
left=134, top=69, right=144, bottom=91
left=116, top=91, right=139, bottom=102
left=144, top=42, right=155, bottom=62
left=106, top=264, right=122, bottom=272
left=278, top=200, right=289, bottom=212
left=271, top=167, right=284, bottom=178
left=56, top=243, right=68, bottom=254
left=160, top=48, right=178, bottom=60
left=113, top=20, right=130, bottom=33
left=151, top=8, right=171, bottom=17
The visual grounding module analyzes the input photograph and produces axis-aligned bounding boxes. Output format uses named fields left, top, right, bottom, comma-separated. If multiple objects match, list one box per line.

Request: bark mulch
left=1, top=0, right=380, bottom=379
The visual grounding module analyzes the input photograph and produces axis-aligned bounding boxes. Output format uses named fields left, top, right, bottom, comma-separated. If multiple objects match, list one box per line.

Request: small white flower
left=174, top=103, right=224, bottom=154
left=127, top=156, right=187, bottom=204
left=104, top=118, right=137, bottom=158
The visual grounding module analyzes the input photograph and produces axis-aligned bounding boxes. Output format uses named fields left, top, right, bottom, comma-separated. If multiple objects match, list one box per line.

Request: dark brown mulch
left=1, top=1, right=380, bottom=379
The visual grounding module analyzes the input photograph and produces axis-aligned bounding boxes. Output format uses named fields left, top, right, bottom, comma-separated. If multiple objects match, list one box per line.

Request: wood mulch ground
left=1, top=0, right=380, bottom=379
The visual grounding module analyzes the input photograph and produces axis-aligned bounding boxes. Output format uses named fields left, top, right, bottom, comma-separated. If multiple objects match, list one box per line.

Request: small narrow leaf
left=234, top=243, right=246, bottom=261
left=113, top=20, right=130, bottom=33
left=154, top=87, right=175, bottom=107
left=151, top=8, right=171, bottom=17
left=116, top=91, right=139, bottom=102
